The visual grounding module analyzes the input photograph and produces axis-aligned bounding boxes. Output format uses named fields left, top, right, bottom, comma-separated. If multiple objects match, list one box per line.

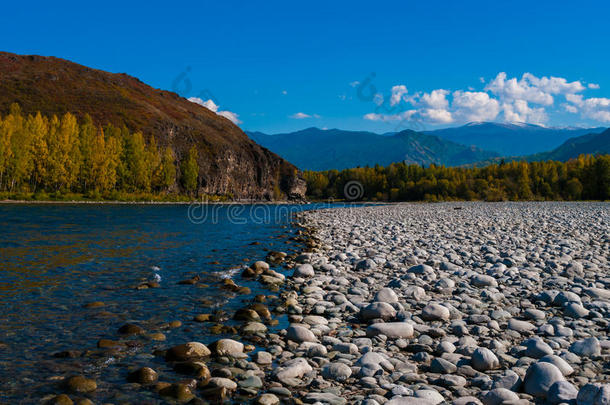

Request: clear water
left=0, top=203, right=322, bottom=403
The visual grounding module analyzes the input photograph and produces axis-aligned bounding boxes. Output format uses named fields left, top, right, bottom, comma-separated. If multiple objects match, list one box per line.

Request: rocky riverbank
left=42, top=202, right=609, bottom=404
left=277, top=202, right=609, bottom=404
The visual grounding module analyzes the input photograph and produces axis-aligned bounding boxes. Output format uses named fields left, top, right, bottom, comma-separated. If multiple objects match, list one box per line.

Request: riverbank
left=32, top=202, right=609, bottom=404
left=276, top=202, right=609, bottom=404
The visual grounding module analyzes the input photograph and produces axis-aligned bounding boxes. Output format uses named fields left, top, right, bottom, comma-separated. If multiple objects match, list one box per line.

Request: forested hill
left=530, top=129, right=610, bottom=162
left=0, top=52, right=305, bottom=200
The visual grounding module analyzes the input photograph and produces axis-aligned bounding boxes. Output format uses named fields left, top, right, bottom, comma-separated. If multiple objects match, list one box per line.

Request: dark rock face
left=0, top=52, right=306, bottom=200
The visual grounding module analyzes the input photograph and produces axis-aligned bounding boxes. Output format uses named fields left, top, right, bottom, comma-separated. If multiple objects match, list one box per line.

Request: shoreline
left=0, top=199, right=309, bottom=205
left=21, top=202, right=610, bottom=404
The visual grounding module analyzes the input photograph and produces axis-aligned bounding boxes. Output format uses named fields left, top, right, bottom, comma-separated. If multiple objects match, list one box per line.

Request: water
left=0, top=203, right=323, bottom=404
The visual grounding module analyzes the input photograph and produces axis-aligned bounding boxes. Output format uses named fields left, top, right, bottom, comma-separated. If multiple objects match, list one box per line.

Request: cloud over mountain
left=363, top=72, right=610, bottom=126
left=187, top=97, right=241, bottom=124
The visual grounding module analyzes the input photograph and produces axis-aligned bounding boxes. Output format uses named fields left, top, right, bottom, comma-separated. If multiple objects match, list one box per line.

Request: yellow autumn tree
left=6, top=104, right=35, bottom=191
left=47, top=113, right=81, bottom=191
left=0, top=113, right=14, bottom=190
left=28, top=112, right=49, bottom=191
left=78, top=114, right=97, bottom=191
left=154, top=146, right=176, bottom=191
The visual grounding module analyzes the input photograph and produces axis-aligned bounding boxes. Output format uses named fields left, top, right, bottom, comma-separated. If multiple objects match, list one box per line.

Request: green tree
left=123, top=131, right=149, bottom=191
left=180, top=146, right=199, bottom=194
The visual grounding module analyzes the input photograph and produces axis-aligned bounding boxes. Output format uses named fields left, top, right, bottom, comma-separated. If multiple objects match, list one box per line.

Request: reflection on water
left=0, top=203, right=308, bottom=403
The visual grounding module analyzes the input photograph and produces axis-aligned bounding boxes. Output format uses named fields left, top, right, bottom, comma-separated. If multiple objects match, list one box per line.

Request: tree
left=180, top=146, right=199, bottom=194
left=6, top=104, right=35, bottom=191
left=79, top=114, right=97, bottom=191
left=124, top=131, right=149, bottom=191
left=28, top=112, right=49, bottom=191
left=89, top=129, right=110, bottom=191
left=46, top=113, right=80, bottom=191
left=565, top=178, right=583, bottom=200
left=145, top=135, right=161, bottom=191
left=154, top=146, right=176, bottom=191
left=103, top=128, right=122, bottom=192
left=0, top=112, right=14, bottom=190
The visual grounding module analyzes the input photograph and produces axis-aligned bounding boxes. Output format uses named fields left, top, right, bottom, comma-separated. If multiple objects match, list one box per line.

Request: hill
left=247, top=128, right=498, bottom=171
left=531, top=129, right=610, bottom=161
left=0, top=52, right=305, bottom=200
left=426, top=122, right=606, bottom=156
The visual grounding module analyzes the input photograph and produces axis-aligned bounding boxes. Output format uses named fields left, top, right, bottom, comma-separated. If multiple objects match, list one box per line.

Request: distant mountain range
left=248, top=123, right=608, bottom=171
left=530, top=128, right=610, bottom=161
left=426, top=122, right=606, bottom=156
left=247, top=128, right=499, bottom=171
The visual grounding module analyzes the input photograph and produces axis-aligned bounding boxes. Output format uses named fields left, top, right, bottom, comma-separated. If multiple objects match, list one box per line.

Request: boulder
left=523, top=362, right=565, bottom=398
left=471, top=348, right=499, bottom=372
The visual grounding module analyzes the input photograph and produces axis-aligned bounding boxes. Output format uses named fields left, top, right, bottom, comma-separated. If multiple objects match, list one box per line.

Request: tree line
left=0, top=104, right=200, bottom=198
left=304, top=155, right=610, bottom=201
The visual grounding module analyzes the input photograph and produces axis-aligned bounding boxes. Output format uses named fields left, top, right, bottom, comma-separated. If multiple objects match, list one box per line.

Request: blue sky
left=2, top=0, right=609, bottom=133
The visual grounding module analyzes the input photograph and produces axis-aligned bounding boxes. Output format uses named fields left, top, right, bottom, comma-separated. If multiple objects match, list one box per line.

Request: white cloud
left=390, top=85, right=408, bottom=106
left=580, top=97, right=610, bottom=122
left=420, top=89, right=450, bottom=109
left=566, top=94, right=583, bottom=105
left=421, top=108, right=453, bottom=123
left=522, top=73, right=584, bottom=94
left=349, top=81, right=360, bottom=88
left=362, top=72, right=609, bottom=126
left=189, top=97, right=219, bottom=112
left=452, top=91, right=500, bottom=122
left=485, top=72, right=554, bottom=105
left=563, top=103, right=579, bottom=113
left=188, top=97, right=242, bottom=124
left=290, top=112, right=311, bottom=119
left=216, top=111, right=240, bottom=123
left=502, top=100, right=548, bottom=125
left=282, top=90, right=288, bottom=95
left=364, top=110, right=417, bottom=122
left=290, top=112, right=320, bottom=119
left=564, top=93, right=610, bottom=122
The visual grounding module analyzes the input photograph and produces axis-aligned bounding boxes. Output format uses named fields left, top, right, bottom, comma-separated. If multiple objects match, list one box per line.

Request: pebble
left=366, top=322, right=414, bottom=338
left=256, top=393, right=280, bottom=405
left=165, top=342, right=211, bottom=361
left=286, top=325, right=317, bottom=342
left=127, top=367, right=158, bottom=384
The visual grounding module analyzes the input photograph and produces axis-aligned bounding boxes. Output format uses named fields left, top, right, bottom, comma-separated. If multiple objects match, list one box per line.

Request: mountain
left=426, top=122, right=606, bottom=156
left=530, top=129, right=610, bottom=161
left=247, top=128, right=499, bottom=171
left=0, top=52, right=305, bottom=200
